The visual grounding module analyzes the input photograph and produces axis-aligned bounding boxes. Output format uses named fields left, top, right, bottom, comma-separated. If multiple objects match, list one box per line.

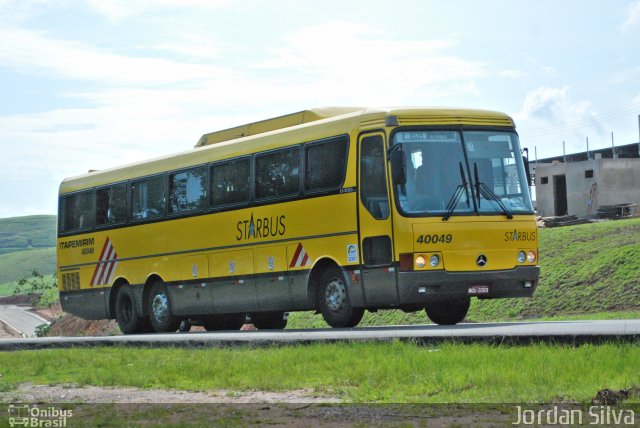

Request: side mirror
left=522, top=148, right=532, bottom=187
left=389, top=148, right=407, bottom=186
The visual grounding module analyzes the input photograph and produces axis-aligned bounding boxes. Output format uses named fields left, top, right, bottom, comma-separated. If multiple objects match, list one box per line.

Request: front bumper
left=397, top=266, right=540, bottom=305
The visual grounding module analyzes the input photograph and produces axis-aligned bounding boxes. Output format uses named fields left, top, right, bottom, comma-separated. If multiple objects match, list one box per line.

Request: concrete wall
left=534, top=158, right=640, bottom=218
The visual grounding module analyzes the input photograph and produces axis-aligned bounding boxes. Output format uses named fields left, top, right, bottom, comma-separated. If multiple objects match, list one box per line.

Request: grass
left=0, top=281, right=18, bottom=297
left=0, top=342, right=638, bottom=403
left=0, top=215, right=56, bottom=286
left=0, top=247, right=56, bottom=285
left=0, top=215, right=56, bottom=250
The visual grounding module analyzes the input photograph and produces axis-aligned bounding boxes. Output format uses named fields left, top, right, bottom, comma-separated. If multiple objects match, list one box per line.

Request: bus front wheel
left=318, top=266, right=364, bottom=328
left=148, top=282, right=181, bottom=333
left=424, top=297, right=470, bottom=325
left=115, top=286, right=148, bottom=334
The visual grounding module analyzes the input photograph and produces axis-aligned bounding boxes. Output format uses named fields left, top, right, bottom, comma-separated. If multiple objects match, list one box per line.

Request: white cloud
left=258, top=21, right=486, bottom=105
left=515, top=86, right=603, bottom=156
left=0, top=18, right=492, bottom=216
left=622, top=0, right=640, bottom=31
left=0, top=27, right=234, bottom=85
left=516, top=87, right=590, bottom=124
left=152, top=34, right=232, bottom=60
left=86, top=0, right=235, bottom=23
left=515, top=87, right=640, bottom=159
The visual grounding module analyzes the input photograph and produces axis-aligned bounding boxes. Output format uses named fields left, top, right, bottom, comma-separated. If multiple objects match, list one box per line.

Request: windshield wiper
left=473, top=163, right=513, bottom=219
left=442, top=162, right=470, bottom=221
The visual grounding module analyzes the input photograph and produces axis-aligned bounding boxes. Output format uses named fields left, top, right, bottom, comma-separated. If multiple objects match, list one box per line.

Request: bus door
left=357, top=132, right=399, bottom=307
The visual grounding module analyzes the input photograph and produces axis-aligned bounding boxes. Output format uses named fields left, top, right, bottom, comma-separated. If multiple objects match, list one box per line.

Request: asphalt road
left=0, top=305, right=50, bottom=337
left=0, top=319, right=638, bottom=350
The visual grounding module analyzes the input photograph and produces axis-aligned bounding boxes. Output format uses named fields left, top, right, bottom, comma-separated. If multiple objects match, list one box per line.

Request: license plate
left=468, top=285, right=490, bottom=295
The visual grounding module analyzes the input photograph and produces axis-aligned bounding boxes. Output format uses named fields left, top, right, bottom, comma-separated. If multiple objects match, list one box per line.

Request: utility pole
left=586, top=136, right=590, bottom=159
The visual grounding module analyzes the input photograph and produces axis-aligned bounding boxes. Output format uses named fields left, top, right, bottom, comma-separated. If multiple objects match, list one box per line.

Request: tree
left=14, top=270, right=62, bottom=335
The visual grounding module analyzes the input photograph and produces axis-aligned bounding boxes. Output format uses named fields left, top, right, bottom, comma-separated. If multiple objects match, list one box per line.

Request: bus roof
left=195, top=107, right=367, bottom=148
left=195, top=106, right=514, bottom=147
left=60, top=107, right=514, bottom=194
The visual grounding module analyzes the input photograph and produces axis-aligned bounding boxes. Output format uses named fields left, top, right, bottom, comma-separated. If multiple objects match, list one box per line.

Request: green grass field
left=0, top=282, right=17, bottom=297
left=0, top=342, right=638, bottom=403
left=0, top=247, right=56, bottom=286
left=0, top=215, right=56, bottom=288
left=0, top=215, right=56, bottom=249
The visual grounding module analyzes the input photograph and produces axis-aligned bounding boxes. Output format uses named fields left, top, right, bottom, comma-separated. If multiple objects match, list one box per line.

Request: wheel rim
left=151, top=292, right=169, bottom=324
left=325, top=277, right=346, bottom=312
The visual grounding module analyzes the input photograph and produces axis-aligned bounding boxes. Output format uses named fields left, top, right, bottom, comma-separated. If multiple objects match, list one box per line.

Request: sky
left=1, top=0, right=639, bottom=218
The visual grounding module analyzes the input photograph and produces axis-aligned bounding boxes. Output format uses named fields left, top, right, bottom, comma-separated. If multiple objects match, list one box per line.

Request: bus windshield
left=394, top=129, right=533, bottom=217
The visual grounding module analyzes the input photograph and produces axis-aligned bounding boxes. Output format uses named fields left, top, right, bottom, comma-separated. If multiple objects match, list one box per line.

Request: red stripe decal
left=290, top=243, right=303, bottom=268
left=90, top=238, right=111, bottom=286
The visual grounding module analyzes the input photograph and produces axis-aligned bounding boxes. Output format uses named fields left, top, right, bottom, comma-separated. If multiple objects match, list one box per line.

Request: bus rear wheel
left=115, top=286, right=148, bottom=334
left=424, top=297, right=470, bottom=325
left=318, top=266, right=364, bottom=328
left=148, top=282, right=181, bottom=333
left=252, top=311, right=288, bottom=330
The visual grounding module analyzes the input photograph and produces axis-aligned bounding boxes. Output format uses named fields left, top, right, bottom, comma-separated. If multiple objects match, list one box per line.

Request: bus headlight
left=517, top=251, right=526, bottom=263
left=430, top=254, right=440, bottom=267
left=415, top=255, right=426, bottom=268
left=527, top=251, right=536, bottom=263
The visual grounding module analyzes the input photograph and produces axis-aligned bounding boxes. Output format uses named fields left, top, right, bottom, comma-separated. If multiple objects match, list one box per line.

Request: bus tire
left=424, top=297, right=470, bottom=325
left=202, top=313, right=245, bottom=331
left=115, top=286, right=146, bottom=335
left=252, top=311, right=288, bottom=330
left=318, top=266, right=364, bottom=328
left=148, top=281, right=181, bottom=333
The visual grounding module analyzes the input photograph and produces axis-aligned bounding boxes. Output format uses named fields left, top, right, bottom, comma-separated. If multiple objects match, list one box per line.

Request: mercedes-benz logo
left=476, top=254, right=488, bottom=267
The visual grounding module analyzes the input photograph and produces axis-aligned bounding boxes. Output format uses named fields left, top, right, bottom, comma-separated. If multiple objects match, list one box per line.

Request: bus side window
left=360, top=135, right=389, bottom=220
left=211, top=158, right=251, bottom=206
left=255, top=147, right=300, bottom=200
left=60, top=190, right=94, bottom=232
left=96, top=184, right=127, bottom=226
left=130, top=176, right=165, bottom=220
left=169, top=167, right=207, bottom=214
left=305, top=136, right=348, bottom=193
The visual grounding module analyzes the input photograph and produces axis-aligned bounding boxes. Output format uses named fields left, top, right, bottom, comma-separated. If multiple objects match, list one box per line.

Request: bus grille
left=61, top=271, right=80, bottom=291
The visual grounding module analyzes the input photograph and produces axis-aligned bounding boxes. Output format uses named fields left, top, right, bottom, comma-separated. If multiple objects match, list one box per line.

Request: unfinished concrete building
left=532, top=143, right=640, bottom=219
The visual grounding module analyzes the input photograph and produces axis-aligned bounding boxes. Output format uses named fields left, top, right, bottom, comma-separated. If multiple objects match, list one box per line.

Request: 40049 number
left=416, top=234, right=453, bottom=244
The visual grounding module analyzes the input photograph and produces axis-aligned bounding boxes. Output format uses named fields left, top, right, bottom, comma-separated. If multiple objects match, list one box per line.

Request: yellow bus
left=57, top=107, right=539, bottom=334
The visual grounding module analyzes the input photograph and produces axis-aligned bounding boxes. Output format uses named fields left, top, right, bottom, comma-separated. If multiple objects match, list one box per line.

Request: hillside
left=0, top=215, right=57, bottom=290
left=0, top=247, right=56, bottom=286
left=288, top=218, right=640, bottom=328
left=0, top=215, right=56, bottom=254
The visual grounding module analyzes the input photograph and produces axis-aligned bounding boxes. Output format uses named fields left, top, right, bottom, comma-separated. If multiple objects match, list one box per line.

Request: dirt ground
left=0, top=384, right=513, bottom=427
left=0, top=383, right=340, bottom=404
